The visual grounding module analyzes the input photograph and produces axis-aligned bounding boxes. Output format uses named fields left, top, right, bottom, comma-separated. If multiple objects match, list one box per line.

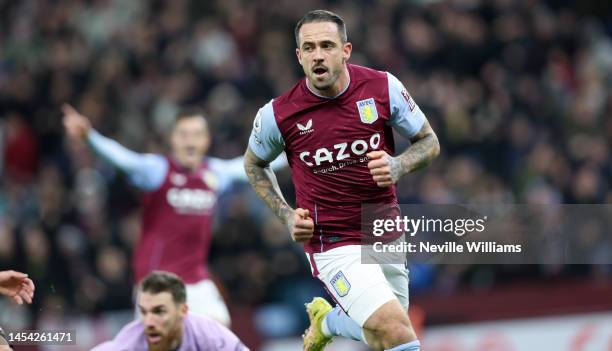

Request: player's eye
left=151, top=308, right=166, bottom=316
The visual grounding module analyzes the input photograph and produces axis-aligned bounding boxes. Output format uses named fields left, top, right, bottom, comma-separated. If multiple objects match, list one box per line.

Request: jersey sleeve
left=247, top=100, right=285, bottom=162
left=208, top=153, right=288, bottom=193
left=87, top=130, right=168, bottom=191
left=386, top=72, right=426, bottom=139
left=90, top=321, right=145, bottom=351
left=90, top=341, right=119, bottom=351
left=190, top=315, right=250, bottom=351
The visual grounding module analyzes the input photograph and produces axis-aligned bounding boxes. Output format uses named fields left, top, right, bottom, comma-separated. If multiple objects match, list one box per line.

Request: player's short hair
left=295, top=10, right=347, bottom=47
left=175, top=106, right=207, bottom=124
left=140, top=271, right=187, bottom=304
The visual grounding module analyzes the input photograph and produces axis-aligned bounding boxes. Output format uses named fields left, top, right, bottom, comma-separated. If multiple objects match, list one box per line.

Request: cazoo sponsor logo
left=299, top=133, right=381, bottom=173
left=167, top=188, right=216, bottom=213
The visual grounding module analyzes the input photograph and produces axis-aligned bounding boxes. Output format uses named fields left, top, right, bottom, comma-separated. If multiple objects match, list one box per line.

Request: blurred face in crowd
left=296, top=21, right=352, bottom=97
left=139, top=291, right=187, bottom=351
left=170, top=115, right=210, bottom=171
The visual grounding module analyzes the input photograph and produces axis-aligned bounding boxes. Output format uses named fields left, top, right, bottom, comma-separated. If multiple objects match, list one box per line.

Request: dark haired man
left=63, top=104, right=285, bottom=325
left=92, top=271, right=249, bottom=351
left=244, top=9, right=439, bottom=351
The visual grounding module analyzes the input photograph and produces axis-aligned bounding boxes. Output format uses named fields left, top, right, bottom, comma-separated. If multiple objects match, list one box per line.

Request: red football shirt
left=134, top=157, right=218, bottom=283
left=248, top=64, right=426, bottom=253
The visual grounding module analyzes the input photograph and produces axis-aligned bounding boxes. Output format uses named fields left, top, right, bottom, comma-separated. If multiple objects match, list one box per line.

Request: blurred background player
left=62, top=104, right=285, bottom=326
left=0, top=270, right=35, bottom=305
left=244, top=9, right=438, bottom=351
left=92, top=271, right=249, bottom=351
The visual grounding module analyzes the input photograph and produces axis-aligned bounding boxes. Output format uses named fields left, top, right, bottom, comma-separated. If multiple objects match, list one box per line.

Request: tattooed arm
left=243, top=148, right=314, bottom=242
left=367, top=120, right=440, bottom=187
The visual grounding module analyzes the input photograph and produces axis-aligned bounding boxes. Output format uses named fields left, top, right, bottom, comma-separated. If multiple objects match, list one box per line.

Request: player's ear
left=179, top=303, right=188, bottom=317
left=342, top=42, right=352, bottom=63
left=202, top=128, right=211, bottom=153
left=296, top=47, right=302, bottom=65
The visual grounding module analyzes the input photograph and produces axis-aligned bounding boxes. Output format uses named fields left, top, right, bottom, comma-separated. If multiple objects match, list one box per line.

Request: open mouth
left=184, top=147, right=198, bottom=157
left=146, top=332, right=162, bottom=344
left=312, top=66, right=328, bottom=77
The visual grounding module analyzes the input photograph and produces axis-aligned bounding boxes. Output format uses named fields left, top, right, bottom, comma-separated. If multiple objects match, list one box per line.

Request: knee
left=381, top=318, right=413, bottom=343
left=368, top=316, right=415, bottom=349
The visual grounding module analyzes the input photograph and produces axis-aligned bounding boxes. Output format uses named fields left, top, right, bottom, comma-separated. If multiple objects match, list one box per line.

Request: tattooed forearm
left=243, top=148, right=293, bottom=225
left=392, top=120, right=440, bottom=177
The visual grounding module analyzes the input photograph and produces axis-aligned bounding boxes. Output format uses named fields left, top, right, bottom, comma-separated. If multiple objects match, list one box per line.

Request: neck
left=173, top=155, right=200, bottom=172
left=307, top=65, right=350, bottom=98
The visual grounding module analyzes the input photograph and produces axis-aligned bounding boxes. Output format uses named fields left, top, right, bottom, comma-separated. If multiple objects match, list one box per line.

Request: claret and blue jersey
left=86, top=131, right=286, bottom=283
left=249, top=64, right=426, bottom=253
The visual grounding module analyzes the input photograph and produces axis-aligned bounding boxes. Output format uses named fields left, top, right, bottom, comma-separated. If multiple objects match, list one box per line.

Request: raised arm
left=62, top=104, right=167, bottom=191
left=208, top=153, right=288, bottom=193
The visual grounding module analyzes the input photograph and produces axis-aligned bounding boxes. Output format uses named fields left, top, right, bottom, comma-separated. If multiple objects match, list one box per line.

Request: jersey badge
left=202, top=170, right=219, bottom=190
left=356, top=98, right=379, bottom=124
left=330, top=271, right=351, bottom=297
left=253, top=111, right=263, bottom=144
left=401, top=89, right=416, bottom=112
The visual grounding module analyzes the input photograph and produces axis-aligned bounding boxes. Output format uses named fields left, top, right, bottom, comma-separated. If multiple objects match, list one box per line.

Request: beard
left=146, top=323, right=182, bottom=351
left=147, top=340, right=166, bottom=351
left=309, top=68, right=341, bottom=91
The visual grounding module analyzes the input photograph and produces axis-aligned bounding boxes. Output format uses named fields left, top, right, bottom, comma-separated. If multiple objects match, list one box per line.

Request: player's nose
left=312, top=47, right=325, bottom=60
left=142, top=315, right=156, bottom=327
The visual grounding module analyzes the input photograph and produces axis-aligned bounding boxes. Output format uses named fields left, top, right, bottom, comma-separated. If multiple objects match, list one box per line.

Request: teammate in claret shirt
left=92, top=271, right=249, bottom=351
left=244, top=10, right=439, bottom=351
left=62, top=105, right=285, bottom=326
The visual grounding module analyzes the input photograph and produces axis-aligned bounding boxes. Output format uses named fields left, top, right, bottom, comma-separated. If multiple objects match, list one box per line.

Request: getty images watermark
left=370, top=214, right=522, bottom=254
left=361, top=204, right=612, bottom=265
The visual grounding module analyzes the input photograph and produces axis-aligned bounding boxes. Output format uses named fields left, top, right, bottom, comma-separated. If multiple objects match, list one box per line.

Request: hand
left=0, top=270, right=35, bottom=305
left=62, top=103, right=92, bottom=140
left=367, top=150, right=401, bottom=187
left=286, top=208, right=314, bottom=243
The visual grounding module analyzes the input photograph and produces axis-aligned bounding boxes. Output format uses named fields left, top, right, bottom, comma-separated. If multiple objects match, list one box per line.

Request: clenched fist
left=287, top=208, right=314, bottom=243
left=367, top=150, right=401, bottom=187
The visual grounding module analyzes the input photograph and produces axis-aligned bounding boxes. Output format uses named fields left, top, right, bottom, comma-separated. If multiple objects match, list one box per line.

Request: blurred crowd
left=1, top=0, right=611, bottom=338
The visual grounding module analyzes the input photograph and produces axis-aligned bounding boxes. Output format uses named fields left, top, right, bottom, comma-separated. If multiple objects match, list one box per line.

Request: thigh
left=307, top=245, right=397, bottom=327
left=186, top=279, right=231, bottom=326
